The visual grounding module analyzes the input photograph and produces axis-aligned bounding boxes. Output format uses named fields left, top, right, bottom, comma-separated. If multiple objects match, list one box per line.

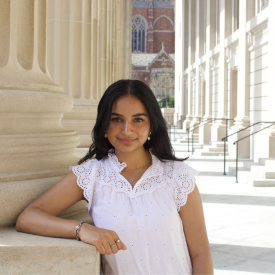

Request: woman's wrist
left=75, top=220, right=84, bottom=241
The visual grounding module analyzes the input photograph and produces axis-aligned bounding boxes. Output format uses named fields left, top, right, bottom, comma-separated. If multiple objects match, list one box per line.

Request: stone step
left=172, top=142, right=202, bottom=147
left=259, top=158, right=275, bottom=170
left=209, top=147, right=228, bottom=152
left=179, top=140, right=200, bottom=144
left=0, top=213, right=100, bottom=275
left=209, top=141, right=228, bottom=148
left=248, top=179, right=275, bottom=187
left=228, top=166, right=275, bottom=186
left=243, top=162, right=275, bottom=179
left=200, top=152, right=229, bottom=156
left=179, top=137, right=199, bottom=142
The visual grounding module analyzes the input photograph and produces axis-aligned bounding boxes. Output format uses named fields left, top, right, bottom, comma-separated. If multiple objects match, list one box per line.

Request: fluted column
left=47, top=0, right=132, bottom=149
left=232, top=0, right=254, bottom=130
left=182, top=0, right=195, bottom=132
left=200, top=0, right=216, bottom=144
left=174, top=0, right=184, bottom=126
left=211, top=0, right=232, bottom=141
left=228, top=0, right=255, bottom=158
left=0, top=0, right=80, bottom=227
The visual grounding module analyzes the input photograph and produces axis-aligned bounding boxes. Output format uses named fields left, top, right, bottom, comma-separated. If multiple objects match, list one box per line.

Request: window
left=132, top=16, right=147, bottom=53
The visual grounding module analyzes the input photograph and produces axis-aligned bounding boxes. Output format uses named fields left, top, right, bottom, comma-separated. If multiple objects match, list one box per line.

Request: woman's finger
left=94, top=239, right=106, bottom=255
left=109, top=231, right=127, bottom=251
left=114, top=238, right=127, bottom=250
left=102, top=238, right=113, bottom=255
left=109, top=239, right=119, bottom=254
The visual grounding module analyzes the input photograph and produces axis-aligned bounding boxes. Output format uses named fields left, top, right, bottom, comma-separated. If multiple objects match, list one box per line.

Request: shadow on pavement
left=201, top=194, right=275, bottom=206
left=210, top=243, right=275, bottom=274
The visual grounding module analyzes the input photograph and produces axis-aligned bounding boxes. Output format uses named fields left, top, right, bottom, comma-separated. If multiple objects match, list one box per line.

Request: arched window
left=132, top=16, right=147, bottom=53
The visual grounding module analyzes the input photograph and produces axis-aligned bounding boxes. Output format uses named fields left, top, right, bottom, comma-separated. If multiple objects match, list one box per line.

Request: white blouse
left=70, top=148, right=199, bottom=275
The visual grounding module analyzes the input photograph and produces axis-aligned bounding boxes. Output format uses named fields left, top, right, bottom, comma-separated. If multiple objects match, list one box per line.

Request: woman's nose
left=122, top=121, right=133, bottom=134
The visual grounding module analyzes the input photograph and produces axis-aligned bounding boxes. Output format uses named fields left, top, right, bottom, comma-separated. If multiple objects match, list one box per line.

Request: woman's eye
left=111, top=118, right=144, bottom=122
left=112, top=118, right=121, bottom=122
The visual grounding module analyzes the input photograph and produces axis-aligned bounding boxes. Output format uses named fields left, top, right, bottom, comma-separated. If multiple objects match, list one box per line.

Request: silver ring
left=110, top=239, right=121, bottom=248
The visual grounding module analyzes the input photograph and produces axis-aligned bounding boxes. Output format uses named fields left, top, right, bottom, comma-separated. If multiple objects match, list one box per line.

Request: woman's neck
left=114, top=147, right=152, bottom=170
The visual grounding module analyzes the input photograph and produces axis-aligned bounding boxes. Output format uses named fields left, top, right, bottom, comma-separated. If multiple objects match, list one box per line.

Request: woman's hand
left=79, top=223, right=127, bottom=255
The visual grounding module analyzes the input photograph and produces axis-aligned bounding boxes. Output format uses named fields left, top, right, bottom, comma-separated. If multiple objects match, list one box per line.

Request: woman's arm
left=179, top=184, right=213, bottom=275
left=15, top=171, right=127, bottom=255
left=15, top=171, right=86, bottom=238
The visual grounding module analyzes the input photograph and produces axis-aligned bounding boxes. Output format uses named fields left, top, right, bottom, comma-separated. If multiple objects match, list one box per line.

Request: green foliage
left=158, top=101, right=163, bottom=108
left=168, top=96, right=174, bottom=108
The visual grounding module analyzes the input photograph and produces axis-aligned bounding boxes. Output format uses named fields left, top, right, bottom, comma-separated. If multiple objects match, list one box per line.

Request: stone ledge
left=0, top=227, right=101, bottom=275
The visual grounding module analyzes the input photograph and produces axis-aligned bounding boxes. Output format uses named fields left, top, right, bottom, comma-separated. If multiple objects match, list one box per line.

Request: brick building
left=132, top=0, right=175, bottom=100
left=132, top=43, right=174, bottom=100
left=132, top=0, right=175, bottom=53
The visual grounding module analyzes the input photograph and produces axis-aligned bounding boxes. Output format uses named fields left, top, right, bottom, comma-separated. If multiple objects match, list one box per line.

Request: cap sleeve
left=69, top=158, right=99, bottom=205
left=173, top=161, right=200, bottom=212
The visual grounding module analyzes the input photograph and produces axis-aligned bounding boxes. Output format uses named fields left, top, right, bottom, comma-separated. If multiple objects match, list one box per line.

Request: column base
left=62, top=105, right=98, bottom=148
left=211, top=123, right=227, bottom=142
left=0, top=176, right=89, bottom=227
left=199, top=123, right=212, bottom=145
left=182, top=116, right=193, bottom=132
left=189, top=117, right=201, bottom=134
left=252, top=132, right=275, bottom=162
left=0, top=224, right=99, bottom=275
left=227, top=128, right=250, bottom=159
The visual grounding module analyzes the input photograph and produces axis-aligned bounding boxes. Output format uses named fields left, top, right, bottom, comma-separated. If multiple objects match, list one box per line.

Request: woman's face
left=106, top=95, right=151, bottom=153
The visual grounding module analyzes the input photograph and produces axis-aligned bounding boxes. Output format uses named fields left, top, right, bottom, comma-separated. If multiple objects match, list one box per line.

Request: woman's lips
left=118, top=138, right=136, bottom=144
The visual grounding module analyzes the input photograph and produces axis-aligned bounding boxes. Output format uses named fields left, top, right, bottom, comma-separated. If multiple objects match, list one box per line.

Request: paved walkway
left=175, top=151, right=275, bottom=275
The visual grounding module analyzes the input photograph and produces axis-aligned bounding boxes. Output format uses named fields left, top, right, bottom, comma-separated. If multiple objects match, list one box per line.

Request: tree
left=168, top=96, right=174, bottom=108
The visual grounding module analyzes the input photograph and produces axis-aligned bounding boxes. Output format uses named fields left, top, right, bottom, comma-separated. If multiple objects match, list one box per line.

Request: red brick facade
left=132, top=1, right=175, bottom=54
left=132, top=44, right=175, bottom=97
left=132, top=1, right=175, bottom=99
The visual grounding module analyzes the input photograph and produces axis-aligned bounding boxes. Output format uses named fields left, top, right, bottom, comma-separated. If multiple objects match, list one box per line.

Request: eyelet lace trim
left=104, top=148, right=166, bottom=198
left=107, top=149, right=128, bottom=172
left=70, top=159, right=99, bottom=202
left=173, top=161, right=199, bottom=212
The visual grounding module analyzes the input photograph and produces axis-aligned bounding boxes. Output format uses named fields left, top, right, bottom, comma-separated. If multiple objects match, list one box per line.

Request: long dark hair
left=78, top=79, right=188, bottom=164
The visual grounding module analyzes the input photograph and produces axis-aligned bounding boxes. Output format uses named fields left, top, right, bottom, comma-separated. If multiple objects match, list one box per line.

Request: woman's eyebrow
left=111, top=112, right=147, bottom=117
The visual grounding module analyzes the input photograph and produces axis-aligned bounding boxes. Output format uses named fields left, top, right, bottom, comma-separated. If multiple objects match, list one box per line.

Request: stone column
left=200, top=0, right=216, bottom=145
left=47, top=0, right=132, bottom=150
left=174, top=0, right=184, bottom=127
left=191, top=0, right=206, bottom=134
left=183, top=0, right=196, bottom=132
left=0, top=0, right=80, bottom=227
left=228, top=0, right=255, bottom=158
left=211, top=0, right=232, bottom=141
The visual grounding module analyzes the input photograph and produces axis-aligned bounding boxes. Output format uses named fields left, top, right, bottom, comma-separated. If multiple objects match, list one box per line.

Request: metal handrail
left=190, top=118, right=234, bottom=154
left=221, top=121, right=275, bottom=176
left=233, top=121, right=275, bottom=183
left=189, top=118, right=217, bottom=153
left=165, top=115, right=187, bottom=142
left=186, top=117, right=213, bottom=152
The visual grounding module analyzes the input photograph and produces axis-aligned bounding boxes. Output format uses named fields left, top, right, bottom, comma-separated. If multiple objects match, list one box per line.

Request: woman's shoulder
left=69, top=157, right=102, bottom=175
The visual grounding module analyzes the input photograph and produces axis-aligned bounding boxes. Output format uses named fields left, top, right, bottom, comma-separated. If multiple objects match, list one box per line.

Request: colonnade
left=175, top=0, right=275, bottom=160
left=0, top=0, right=132, bottom=272
left=0, top=0, right=132, bottom=228
left=47, top=0, right=132, bottom=147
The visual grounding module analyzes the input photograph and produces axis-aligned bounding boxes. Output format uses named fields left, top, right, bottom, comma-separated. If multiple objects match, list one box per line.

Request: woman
left=16, top=79, right=213, bottom=274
